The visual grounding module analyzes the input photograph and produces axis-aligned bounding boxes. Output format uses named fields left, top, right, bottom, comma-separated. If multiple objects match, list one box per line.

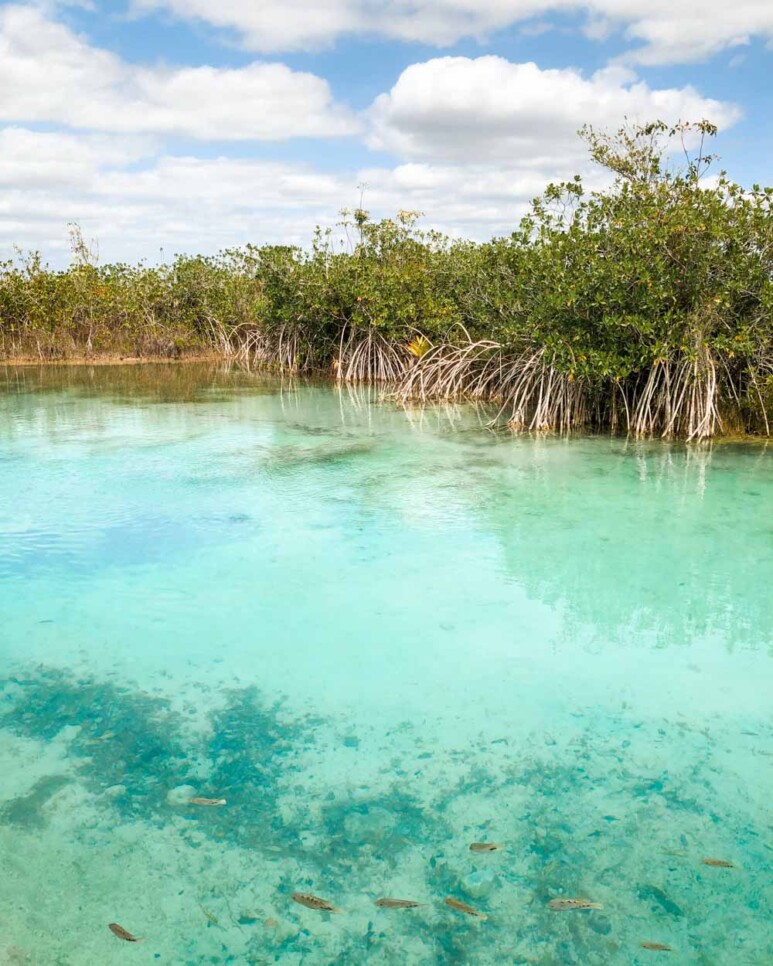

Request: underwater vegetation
left=0, top=368, right=770, bottom=963
left=1, top=121, right=771, bottom=438
left=1, top=673, right=315, bottom=844
left=0, top=667, right=770, bottom=964
left=264, top=440, right=377, bottom=475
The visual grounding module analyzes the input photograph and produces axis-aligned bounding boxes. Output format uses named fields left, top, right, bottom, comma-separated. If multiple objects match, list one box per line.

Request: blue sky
left=1, top=0, right=771, bottom=263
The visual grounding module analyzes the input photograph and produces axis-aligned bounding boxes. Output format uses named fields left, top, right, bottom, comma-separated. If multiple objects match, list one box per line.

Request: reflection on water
left=0, top=364, right=770, bottom=965
left=0, top=361, right=285, bottom=402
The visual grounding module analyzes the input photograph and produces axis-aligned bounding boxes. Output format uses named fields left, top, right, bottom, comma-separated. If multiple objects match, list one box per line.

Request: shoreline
left=0, top=356, right=769, bottom=444
left=0, top=352, right=223, bottom=367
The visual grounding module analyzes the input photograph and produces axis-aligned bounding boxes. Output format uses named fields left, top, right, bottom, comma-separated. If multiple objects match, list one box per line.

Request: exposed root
left=206, top=318, right=316, bottom=372
left=631, top=344, right=724, bottom=440
left=496, top=350, right=588, bottom=433
left=748, top=349, right=772, bottom=437
left=204, top=318, right=769, bottom=440
left=395, top=342, right=589, bottom=433
left=395, top=338, right=514, bottom=408
left=336, top=328, right=409, bottom=383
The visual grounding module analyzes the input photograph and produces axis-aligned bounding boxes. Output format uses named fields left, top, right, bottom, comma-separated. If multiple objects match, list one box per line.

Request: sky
left=0, top=0, right=771, bottom=264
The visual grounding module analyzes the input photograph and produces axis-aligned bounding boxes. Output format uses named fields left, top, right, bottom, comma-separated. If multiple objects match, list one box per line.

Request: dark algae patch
left=0, top=668, right=769, bottom=964
left=319, top=791, right=445, bottom=863
left=265, top=441, right=377, bottom=474
left=636, top=884, right=685, bottom=919
left=0, top=672, right=317, bottom=849
left=1, top=775, right=71, bottom=828
left=1, top=670, right=189, bottom=817
left=195, top=686, right=318, bottom=853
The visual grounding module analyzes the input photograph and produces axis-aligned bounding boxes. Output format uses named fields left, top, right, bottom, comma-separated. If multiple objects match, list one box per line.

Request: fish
left=469, top=842, right=502, bottom=853
left=190, top=797, right=227, bottom=806
left=444, top=898, right=488, bottom=920
left=108, top=923, right=141, bottom=942
left=375, top=898, right=423, bottom=909
left=701, top=858, right=735, bottom=868
left=197, top=903, right=220, bottom=927
left=547, top=898, right=604, bottom=911
left=291, top=892, right=340, bottom=913
left=640, top=942, right=673, bottom=951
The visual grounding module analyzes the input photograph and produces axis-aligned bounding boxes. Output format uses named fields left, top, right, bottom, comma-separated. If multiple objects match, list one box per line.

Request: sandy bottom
left=0, top=368, right=771, bottom=964
left=0, top=662, right=770, bottom=966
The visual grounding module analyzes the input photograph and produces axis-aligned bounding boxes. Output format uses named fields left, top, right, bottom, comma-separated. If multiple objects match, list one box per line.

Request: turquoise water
left=0, top=364, right=770, bottom=966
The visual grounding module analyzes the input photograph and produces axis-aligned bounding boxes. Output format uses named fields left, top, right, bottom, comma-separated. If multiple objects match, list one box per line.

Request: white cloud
left=132, top=0, right=773, bottom=63
left=606, top=0, right=773, bottom=65
left=368, top=57, right=741, bottom=162
left=0, top=127, right=153, bottom=188
left=0, top=127, right=585, bottom=263
left=132, top=0, right=566, bottom=50
left=0, top=136, right=336, bottom=261
left=0, top=5, right=358, bottom=139
left=133, top=0, right=361, bottom=53
left=0, top=8, right=749, bottom=265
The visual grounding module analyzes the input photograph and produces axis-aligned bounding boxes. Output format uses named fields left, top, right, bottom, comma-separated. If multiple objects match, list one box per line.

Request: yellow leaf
left=406, top=335, right=431, bottom=358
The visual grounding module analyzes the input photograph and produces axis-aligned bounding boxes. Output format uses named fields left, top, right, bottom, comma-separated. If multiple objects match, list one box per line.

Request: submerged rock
left=166, top=784, right=197, bottom=806
left=299, top=829, right=322, bottom=850
left=462, top=868, right=496, bottom=898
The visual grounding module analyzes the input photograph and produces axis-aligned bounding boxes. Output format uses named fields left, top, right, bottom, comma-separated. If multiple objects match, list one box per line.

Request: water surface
left=0, top=364, right=770, bottom=965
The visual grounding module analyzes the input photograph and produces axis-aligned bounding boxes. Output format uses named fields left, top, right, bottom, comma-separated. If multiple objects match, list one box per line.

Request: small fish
left=190, top=797, right=227, bottom=807
left=291, top=892, right=339, bottom=913
left=444, top=898, right=488, bottom=920
left=375, top=898, right=423, bottom=909
left=108, top=923, right=141, bottom=942
left=469, top=842, right=502, bottom=853
left=701, top=858, right=734, bottom=868
left=197, top=903, right=220, bottom=927
left=548, top=898, right=604, bottom=911
left=95, top=731, right=116, bottom=742
left=640, top=942, right=673, bottom=952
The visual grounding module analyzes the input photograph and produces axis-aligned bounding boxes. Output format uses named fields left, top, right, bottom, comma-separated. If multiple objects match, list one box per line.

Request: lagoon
left=0, top=364, right=770, bottom=964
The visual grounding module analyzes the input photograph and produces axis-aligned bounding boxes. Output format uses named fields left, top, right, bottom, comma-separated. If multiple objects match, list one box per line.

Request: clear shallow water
left=0, top=364, right=771, bottom=966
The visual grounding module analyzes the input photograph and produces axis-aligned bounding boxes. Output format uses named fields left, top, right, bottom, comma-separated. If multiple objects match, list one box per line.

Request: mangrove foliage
left=1, top=121, right=771, bottom=438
